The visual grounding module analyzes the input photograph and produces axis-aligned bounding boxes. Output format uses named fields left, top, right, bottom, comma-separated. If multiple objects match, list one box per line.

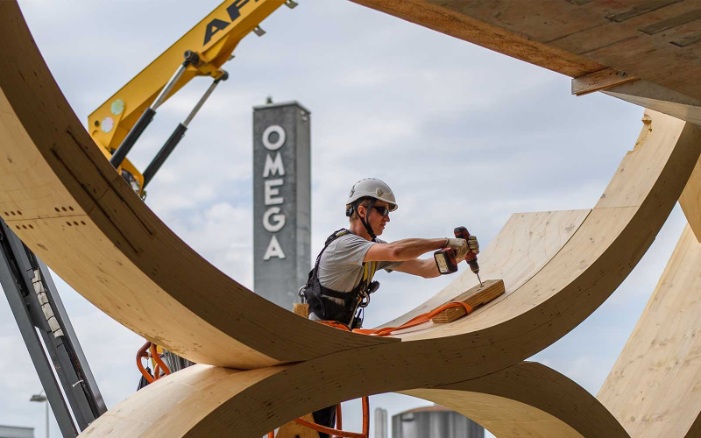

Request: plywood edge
left=572, top=68, right=639, bottom=96
left=349, top=0, right=603, bottom=77
left=401, top=110, right=700, bottom=349
left=598, top=224, right=701, bottom=437
left=604, top=81, right=701, bottom=126
left=406, top=361, right=628, bottom=438
left=680, top=154, right=701, bottom=242
left=380, top=209, right=590, bottom=329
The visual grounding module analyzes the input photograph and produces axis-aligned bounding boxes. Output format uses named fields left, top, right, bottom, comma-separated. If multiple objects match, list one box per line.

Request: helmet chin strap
left=360, top=199, right=377, bottom=242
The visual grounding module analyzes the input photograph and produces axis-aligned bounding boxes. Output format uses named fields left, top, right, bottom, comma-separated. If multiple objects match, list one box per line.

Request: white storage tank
left=392, top=405, right=484, bottom=438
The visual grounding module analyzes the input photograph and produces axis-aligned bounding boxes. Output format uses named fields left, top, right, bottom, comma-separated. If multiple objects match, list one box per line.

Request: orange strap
left=267, top=397, right=369, bottom=438
left=268, top=302, right=472, bottom=437
left=320, top=301, right=473, bottom=337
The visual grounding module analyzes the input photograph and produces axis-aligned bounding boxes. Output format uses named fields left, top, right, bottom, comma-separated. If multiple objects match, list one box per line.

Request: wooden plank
left=349, top=0, right=603, bottom=77
left=572, top=68, right=638, bottom=96
left=580, top=31, right=701, bottom=101
left=380, top=209, right=590, bottom=329
left=602, top=80, right=701, bottom=126
left=550, top=1, right=690, bottom=54
left=431, top=279, right=505, bottom=324
left=352, top=0, right=701, bottom=101
left=406, top=362, right=627, bottom=438
left=680, top=155, right=701, bottom=242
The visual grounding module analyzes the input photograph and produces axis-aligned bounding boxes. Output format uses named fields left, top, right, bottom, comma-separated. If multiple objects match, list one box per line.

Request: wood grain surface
left=351, top=0, right=701, bottom=101
left=351, top=0, right=701, bottom=126
left=599, top=224, right=701, bottom=436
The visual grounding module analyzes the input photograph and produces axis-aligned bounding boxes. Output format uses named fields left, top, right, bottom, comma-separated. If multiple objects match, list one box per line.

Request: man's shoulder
left=329, top=232, right=366, bottom=248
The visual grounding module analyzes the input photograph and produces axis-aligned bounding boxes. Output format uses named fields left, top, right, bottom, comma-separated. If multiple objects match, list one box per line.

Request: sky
left=0, top=1, right=689, bottom=437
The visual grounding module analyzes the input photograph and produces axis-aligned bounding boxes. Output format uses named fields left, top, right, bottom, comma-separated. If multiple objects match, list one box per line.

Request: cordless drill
left=454, top=226, right=482, bottom=286
left=434, top=227, right=483, bottom=286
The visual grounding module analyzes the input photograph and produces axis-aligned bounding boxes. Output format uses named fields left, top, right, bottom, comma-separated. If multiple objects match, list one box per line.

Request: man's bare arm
left=392, top=258, right=441, bottom=278
left=364, top=238, right=446, bottom=263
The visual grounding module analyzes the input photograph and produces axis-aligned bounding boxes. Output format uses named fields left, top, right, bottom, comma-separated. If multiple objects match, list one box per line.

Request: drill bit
left=476, top=272, right=483, bottom=287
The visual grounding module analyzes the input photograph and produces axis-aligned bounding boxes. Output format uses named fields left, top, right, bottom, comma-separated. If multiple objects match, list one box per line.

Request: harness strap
left=358, top=198, right=377, bottom=242
left=302, top=228, right=380, bottom=327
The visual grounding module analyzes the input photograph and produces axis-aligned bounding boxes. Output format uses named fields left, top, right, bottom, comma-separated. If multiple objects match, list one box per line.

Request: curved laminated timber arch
left=3, top=0, right=701, bottom=436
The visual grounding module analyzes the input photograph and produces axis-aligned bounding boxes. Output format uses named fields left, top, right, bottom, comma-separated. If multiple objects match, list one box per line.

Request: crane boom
left=88, top=0, right=287, bottom=191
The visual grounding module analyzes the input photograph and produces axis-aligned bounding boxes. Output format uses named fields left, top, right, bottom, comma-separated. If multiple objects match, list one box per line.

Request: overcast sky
left=0, top=1, right=688, bottom=437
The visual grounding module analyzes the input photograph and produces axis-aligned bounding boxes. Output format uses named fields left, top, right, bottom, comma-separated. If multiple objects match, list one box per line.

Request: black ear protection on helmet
left=346, top=197, right=377, bottom=241
left=345, top=197, right=372, bottom=218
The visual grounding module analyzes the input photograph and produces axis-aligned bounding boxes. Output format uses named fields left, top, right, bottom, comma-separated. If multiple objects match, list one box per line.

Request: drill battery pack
left=434, top=248, right=458, bottom=275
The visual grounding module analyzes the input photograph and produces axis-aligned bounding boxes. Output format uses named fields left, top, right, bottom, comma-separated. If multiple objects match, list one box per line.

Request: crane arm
left=88, top=0, right=287, bottom=156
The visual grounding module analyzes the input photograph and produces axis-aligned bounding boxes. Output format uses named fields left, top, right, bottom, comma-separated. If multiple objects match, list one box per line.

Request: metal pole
left=183, top=71, right=226, bottom=127
left=110, top=51, right=200, bottom=169
left=45, top=399, right=49, bottom=438
left=142, top=72, right=227, bottom=189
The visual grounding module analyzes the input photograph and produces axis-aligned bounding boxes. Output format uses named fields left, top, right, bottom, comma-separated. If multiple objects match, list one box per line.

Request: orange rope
left=136, top=341, right=173, bottom=385
left=319, top=301, right=473, bottom=337
left=268, top=397, right=370, bottom=438
left=267, top=301, right=472, bottom=436
left=361, top=395, right=370, bottom=436
left=292, top=397, right=369, bottom=438
left=136, top=342, right=155, bottom=384
left=149, top=344, right=171, bottom=379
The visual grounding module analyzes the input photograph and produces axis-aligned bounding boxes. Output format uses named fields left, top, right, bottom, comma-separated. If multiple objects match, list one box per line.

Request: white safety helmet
left=345, top=178, right=398, bottom=216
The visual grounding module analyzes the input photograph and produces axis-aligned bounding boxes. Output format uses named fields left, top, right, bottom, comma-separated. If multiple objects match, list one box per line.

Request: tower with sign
left=252, top=101, right=311, bottom=309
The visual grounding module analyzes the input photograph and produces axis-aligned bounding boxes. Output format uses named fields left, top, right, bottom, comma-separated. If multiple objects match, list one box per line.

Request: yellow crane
left=88, top=0, right=295, bottom=196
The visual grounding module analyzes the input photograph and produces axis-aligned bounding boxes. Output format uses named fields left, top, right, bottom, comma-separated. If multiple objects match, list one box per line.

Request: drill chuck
left=455, top=226, right=482, bottom=286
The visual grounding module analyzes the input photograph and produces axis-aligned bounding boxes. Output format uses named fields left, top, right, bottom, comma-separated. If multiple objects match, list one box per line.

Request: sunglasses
left=370, top=206, right=391, bottom=217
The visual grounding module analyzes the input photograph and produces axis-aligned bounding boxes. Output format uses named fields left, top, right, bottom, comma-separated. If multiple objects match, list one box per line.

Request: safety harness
left=299, top=228, right=380, bottom=328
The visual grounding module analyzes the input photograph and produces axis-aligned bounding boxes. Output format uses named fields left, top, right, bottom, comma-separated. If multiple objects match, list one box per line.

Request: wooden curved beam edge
left=406, top=361, right=628, bottom=438
left=81, top=360, right=627, bottom=437
left=598, top=224, right=701, bottom=437
left=680, top=153, right=701, bottom=242
left=380, top=208, right=592, bottom=329
left=0, top=2, right=398, bottom=369
left=387, top=111, right=700, bottom=357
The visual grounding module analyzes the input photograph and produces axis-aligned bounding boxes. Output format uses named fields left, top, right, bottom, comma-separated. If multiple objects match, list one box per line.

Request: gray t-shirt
left=318, top=233, right=400, bottom=292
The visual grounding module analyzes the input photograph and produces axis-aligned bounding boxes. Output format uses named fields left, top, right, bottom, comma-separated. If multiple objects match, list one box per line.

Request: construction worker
left=300, top=177, right=479, bottom=436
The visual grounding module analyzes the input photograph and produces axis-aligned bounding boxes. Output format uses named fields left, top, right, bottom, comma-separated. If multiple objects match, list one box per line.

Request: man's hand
left=467, top=235, right=479, bottom=255
left=445, top=237, right=468, bottom=261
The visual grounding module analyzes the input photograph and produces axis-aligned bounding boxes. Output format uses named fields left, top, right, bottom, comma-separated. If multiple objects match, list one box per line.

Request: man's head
left=345, top=178, right=398, bottom=239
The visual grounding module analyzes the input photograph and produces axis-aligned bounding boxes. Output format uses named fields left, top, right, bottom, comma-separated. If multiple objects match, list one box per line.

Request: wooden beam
left=572, top=68, right=639, bottom=96
left=431, top=279, right=505, bottom=324
left=599, top=225, right=701, bottom=436
left=407, top=362, right=628, bottom=437
left=680, top=156, right=701, bottom=242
